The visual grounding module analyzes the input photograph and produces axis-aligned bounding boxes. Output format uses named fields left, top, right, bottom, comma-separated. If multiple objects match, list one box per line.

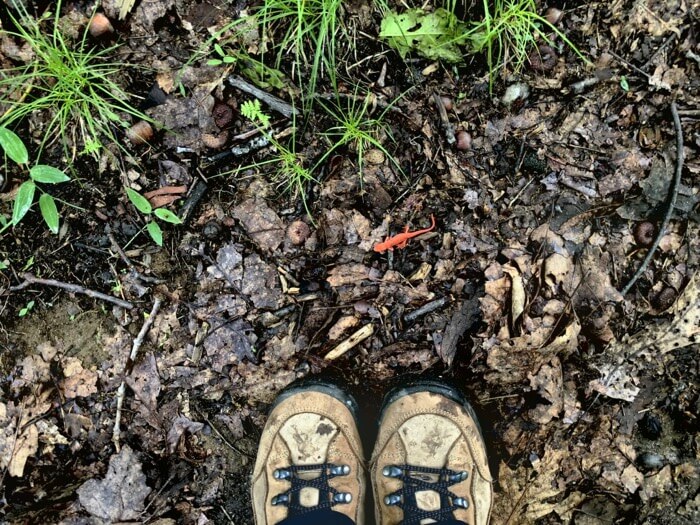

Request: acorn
left=633, top=221, right=656, bottom=247
left=126, top=121, right=154, bottom=145
left=455, top=130, right=472, bottom=150
left=89, top=13, right=114, bottom=38
left=545, top=7, right=563, bottom=25
left=287, top=220, right=311, bottom=245
left=440, top=96, right=453, bottom=111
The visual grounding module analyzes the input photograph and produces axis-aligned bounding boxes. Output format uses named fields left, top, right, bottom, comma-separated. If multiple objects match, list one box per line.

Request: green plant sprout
left=191, top=0, right=342, bottom=113
left=18, top=299, right=35, bottom=317
left=207, top=43, right=238, bottom=66
left=240, top=99, right=316, bottom=214
left=379, top=0, right=590, bottom=90
left=125, top=188, right=183, bottom=247
left=0, top=1, right=154, bottom=160
left=0, top=127, right=69, bottom=234
left=314, top=90, right=405, bottom=187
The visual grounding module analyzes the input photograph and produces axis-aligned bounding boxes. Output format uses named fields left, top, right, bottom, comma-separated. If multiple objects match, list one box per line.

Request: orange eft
left=373, top=214, right=436, bottom=253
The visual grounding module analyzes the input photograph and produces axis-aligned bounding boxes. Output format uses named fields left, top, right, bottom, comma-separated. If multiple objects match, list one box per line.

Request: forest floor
left=0, top=0, right=699, bottom=523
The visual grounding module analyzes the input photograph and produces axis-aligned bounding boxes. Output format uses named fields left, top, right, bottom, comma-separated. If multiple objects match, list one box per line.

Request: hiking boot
left=252, top=380, right=366, bottom=525
left=371, top=380, right=493, bottom=525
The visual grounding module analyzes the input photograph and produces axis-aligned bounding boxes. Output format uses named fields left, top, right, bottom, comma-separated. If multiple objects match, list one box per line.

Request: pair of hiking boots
left=252, top=379, right=493, bottom=525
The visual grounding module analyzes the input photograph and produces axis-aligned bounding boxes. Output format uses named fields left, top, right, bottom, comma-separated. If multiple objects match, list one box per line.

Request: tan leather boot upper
left=371, top=389, right=493, bottom=525
left=252, top=389, right=365, bottom=525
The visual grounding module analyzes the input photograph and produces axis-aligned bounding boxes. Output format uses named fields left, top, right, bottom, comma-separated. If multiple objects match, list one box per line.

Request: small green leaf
left=207, top=58, right=223, bottom=66
left=620, top=76, right=629, bottom=92
left=12, top=180, right=36, bottom=225
left=0, top=127, right=29, bottom=164
left=39, top=193, right=60, bottom=234
left=19, top=300, right=34, bottom=317
left=30, top=165, right=70, bottom=183
left=147, top=221, right=163, bottom=246
left=126, top=187, right=152, bottom=215
left=214, top=43, right=224, bottom=56
left=154, top=208, right=182, bottom=224
left=223, top=56, right=236, bottom=64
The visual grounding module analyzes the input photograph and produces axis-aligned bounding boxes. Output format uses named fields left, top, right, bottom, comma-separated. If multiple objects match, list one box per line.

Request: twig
left=404, top=297, right=450, bottom=323
left=198, top=411, right=254, bottom=458
left=178, top=178, right=208, bottom=224
left=432, top=92, right=455, bottom=145
left=641, top=34, right=676, bottom=71
left=107, top=229, right=163, bottom=284
left=227, top=75, right=298, bottom=118
left=324, top=323, right=374, bottom=360
left=8, top=272, right=134, bottom=310
left=620, top=102, right=684, bottom=295
left=112, top=297, right=162, bottom=451
left=607, top=50, right=650, bottom=79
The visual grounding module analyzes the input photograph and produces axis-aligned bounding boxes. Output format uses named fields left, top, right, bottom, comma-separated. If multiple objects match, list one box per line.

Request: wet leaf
left=0, top=127, right=28, bottom=164
left=154, top=207, right=182, bottom=224
left=12, top=180, right=35, bottom=225
left=30, top=165, right=69, bottom=184
left=77, top=445, right=151, bottom=521
left=126, top=187, right=152, bottom=215
left=147, top=221, right=163, bottom=246
left=38, top=194, right=59, bottom=234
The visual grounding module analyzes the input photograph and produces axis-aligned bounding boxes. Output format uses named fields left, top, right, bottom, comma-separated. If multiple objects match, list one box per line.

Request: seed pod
left=455, top=130, right=472, bottom=150
left=652, top=286, right=677, bottom=311
left=126, top=121, right=153, bottom=144
left=202, top=221, right=221, bottom=240
left=545, top=7, right=563, bottom=25
left=212, top=102, right=234, bottom=128
left=633, top=221, right=656, bottom=247
left=89, top=13, right=114, bottom=37
left=287, top=220, right=310, bottom=245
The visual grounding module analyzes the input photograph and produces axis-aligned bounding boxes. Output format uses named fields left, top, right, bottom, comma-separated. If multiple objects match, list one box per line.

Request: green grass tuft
left=0, top=1, right=153, bottom=160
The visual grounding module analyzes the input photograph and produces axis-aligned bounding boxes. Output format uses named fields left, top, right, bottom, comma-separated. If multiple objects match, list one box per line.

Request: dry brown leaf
left=61, top=357, right=98, bottom=399
left=527, top=357, right=564, bottom=424
left=326, top=264, right=373, bottom=287
left=8, top=423, right=37, bottom=478
left=232, top=198, right=285, bottom=253
left=590, top=271, right=700, bottom=401
left=78, top=445, right=152, bottom=521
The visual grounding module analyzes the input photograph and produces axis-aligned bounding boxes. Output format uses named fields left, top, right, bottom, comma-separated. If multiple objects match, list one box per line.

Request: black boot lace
left=382, top=464, right=469, bottom=525
left=271, top=463, right=352, bottom=516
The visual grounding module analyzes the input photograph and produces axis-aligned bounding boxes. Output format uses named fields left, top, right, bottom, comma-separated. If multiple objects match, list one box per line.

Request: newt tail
left=373, top=214, right=436, bottom=253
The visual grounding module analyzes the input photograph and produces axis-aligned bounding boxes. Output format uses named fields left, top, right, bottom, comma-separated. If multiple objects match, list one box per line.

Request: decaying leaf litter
left=0, top=0, right=698, bottom=522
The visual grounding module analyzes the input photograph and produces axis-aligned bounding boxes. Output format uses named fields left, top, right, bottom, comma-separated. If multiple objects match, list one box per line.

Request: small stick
left=227, top=75, right=298, bottom=118
left=620, top=102, right=684, bottom=295
left=178, top=178, right=208, bottom=224
left=107, top=229, right=163, bottom=284
left=432, top=92, right=455, bottom=145
left=324, top=323, right=374, bottom=361
left=112, top=297, right=162, bottom=451
left=9, top=273, right=134, bottom=310
left=404, top=297, right=450, bottom=323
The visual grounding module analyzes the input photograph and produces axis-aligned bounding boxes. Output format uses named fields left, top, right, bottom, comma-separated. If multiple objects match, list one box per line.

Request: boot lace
left=382, top=464, right=469, bottom=525
left=271, top=463, right=352, bottom=516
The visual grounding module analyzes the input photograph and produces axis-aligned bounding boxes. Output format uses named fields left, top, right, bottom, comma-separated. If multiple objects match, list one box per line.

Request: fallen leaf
left=61, top=357, right=98, bottom=399
left=78, top=445, right=152, bottom=521
left=167, top=415, right=204, bottom=454
left=126, top=353, right=161, bottom=412
left=232, top=198, right=285, bottom=253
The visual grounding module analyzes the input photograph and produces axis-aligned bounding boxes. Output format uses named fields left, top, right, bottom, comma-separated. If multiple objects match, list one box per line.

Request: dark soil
left=1, top=0, right=699, bottom=523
